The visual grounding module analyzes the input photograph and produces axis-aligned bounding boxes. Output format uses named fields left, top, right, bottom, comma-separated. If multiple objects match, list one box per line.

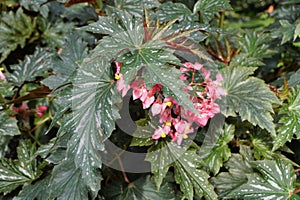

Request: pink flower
left=116, top=76, right=130, bottom=97
left=131, top=80, right=156, bottom=109
left=12, top=102, right=30, bottom=121
left=36, top=105, right=48, bottom=118
left=182, top=62, right=203, bottom=71
left=0, top=70, right=5, bottom=81
left=152, top=125, right=171, bottom=140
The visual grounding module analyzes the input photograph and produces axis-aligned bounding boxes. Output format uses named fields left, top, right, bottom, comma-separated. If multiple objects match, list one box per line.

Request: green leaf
left=273, top=86, right=300, bottom=151
left=145, top=141, right=172, bottom=190
left=114, top=0, right=160, bottom=17
left=294, top=21, right=300, bottom=40
left=0, top=111, right=20, bottom=136
left=170, top=143, right=217, bottom=200
left=146, top=141, right=216, bottom=199
left=199, top=124, right=235, bottom=175
left=8, top=48, right=53, bottom=87
left=102, top=175, right=176, bottom=200
left=250, top=129, right=274, bottom=160
left=49, top=158, right=92, bottom=200
left=0, top=140, right=42, bottom=195
left=42, top=33, right=87, bottom=89
left=14, top=176, right=51, bottom=200
left=0, top=8, right=36, bottom=63
left=0, top=81, right=15, bottom=102
left=231, top=31, right=275, bottom=67
left=219, top=66, right=280, bottom=135
left=0, top=136, right=11, bottom=158
left=19, top=0, right=49, bottom=17
left=37, top=17, right=74, bottom=48
left=226, top=159, right=296, bottom=199
left=156, top=2, right=194, bottom=22
left=212, top=145, right=254, bottom=197
left=193, top=0, right=231, bottom=23
left=289, top=68, right=300, bottom=87
left=66, top=55, right=121, bottom=196
left=278, top=20, right=295, bottom=44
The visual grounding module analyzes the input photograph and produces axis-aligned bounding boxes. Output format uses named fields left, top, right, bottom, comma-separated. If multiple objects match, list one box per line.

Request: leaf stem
left=116, top=153, right=130, bottom=183
left=293, top=188, right=300, bottom=194
left=294, top=168, right=300, bottom=173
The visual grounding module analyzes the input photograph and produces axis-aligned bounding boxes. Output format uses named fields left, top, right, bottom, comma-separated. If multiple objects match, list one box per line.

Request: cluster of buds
left=12, top=102, right=48, bottom=121
left=115, top=62, right=226, bottom=145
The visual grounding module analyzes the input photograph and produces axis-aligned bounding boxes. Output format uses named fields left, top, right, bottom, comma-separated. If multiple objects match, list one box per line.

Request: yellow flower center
left=185, top=126, right=190, bottom=130
left=161, top=133, right=166, bottom=138
left=115, top=74, right=121, bottom=80
left=165, top=121, right=171, bottom=126
left=166, top=101, right=172, bottom=107
left=0, top=68, right=4, bottom=71
left=183, top=134, right=188, bottom=139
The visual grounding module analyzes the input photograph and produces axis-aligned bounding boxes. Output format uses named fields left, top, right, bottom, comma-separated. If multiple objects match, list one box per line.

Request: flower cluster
left=115, top=62, right=226, bottom=145
left=12, top=102, right=48, bottom=121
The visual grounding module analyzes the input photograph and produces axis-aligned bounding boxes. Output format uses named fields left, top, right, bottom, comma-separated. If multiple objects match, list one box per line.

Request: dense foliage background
left=0, top=0, right=300, bottom=199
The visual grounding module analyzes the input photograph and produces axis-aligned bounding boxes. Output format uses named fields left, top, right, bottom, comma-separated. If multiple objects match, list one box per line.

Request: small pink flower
left=36, top=105, right=48, bottom=118
left=0, top=70, right=5, bottom=81
left=116, top=76, right=130, bottom=97
left=152, top=125, right=171, bottom=140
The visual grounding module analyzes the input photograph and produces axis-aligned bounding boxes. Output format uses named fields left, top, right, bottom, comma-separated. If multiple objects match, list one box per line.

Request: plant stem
left=116, top=153, right=130, bottom=183
left=294, top=168, right=300, bottom=173
left=294, top=188, right=300, bottom=194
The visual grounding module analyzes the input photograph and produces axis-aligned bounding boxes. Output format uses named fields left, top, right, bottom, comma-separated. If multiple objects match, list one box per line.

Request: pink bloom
left=115, top=62, right=122, bottom=74
left=0, top=70, right=5, bottom=81
left=116, top=76, right=130, bottom=97
left=152, top=125, right=171, bottom=140
left=36, top=105, right=48, bottom=118
left=12, top=102, right=30, bottom=121
left=181, top=62, right=203, bottom=72
left=37, top=105, right=48, bottom=112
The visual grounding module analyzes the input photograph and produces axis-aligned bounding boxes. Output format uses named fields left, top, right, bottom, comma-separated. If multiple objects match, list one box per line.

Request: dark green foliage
left=0, top=0, right=300, bottom=199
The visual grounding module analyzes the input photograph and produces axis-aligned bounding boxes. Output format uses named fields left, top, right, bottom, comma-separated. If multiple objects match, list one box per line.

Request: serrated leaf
left=212, top=145, right=254, bottom=197
left=20, top=0, right=49, bottom=17
left=49, top=158, right=92, bottom=200
left=0, top=8, right=36, bottom=63
left=157, top=2, right=194, bottom=22
left=193, top=0, right=231, bottom=24
left=199, top=124, right=235, bottom=175
left=226, top=159, right=296, bottom=199
left=278, top=20, right=295, bottom=44
left=169, top=143, right=217, bottom=200
left=231, top=31, right=275, bottom=67
left=66, top=56, right=121, bottom=196
left=289, top=68, right=300, bottom=87
left=145, top=141, right=172, bottom=190
left=37, top=17, right=74, bottom=48
left=219, top=66, right=280, bottom=135
left=0, top=140, right=42, bottom=195
left=250, top=130, right=273, bottom=160
left=114, top=0, right=160, bottom=17
left=102, top=175, right=176, bottom=200
left=8, top=48, right=53, bottom=87
left=14, top=176, right=51, bottom=200
left=0, top=111, right=20, bottom=136
left=273, top=86, right=300, bottom=151
left=42, top=33, right=87, bottom=89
